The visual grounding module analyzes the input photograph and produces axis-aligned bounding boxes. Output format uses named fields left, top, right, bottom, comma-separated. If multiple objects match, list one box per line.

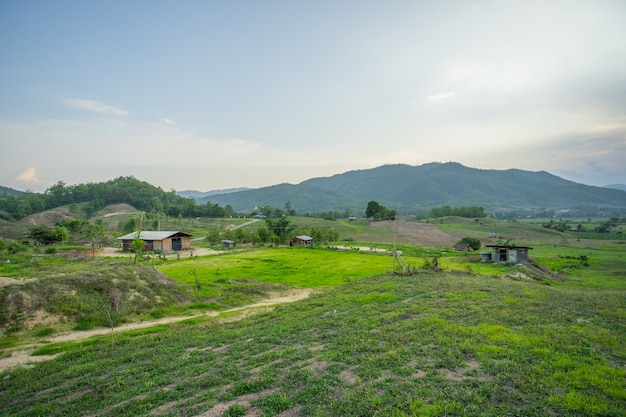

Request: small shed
left=291, top=235, right=314, bottom=246
left=117, top=231, right=192, bottom=252
left=222, top=239, right=235, bottom=249
left=485, top=244, right=532, bottom=263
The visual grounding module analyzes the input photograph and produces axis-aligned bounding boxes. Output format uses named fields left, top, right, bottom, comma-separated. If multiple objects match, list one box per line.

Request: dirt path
left=100, top=247, right=224, bottom=257
left=0, top=288, right=313, bottom=371
left=0, top=277, right=36, bottom=287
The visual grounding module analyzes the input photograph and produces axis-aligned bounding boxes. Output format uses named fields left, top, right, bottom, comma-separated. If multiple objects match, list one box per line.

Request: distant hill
left=205, top=163, right=626, bottom=214
left=177, top=187, right=250, bottom=200
left=605, top=184, right=626, bottom=192
left=2, top=164, right=625, bottom=218
left=0, top=185, right=23, bottom=197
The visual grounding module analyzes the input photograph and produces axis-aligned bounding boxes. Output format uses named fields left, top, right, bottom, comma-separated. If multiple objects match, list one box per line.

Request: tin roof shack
left=117, top=231, right=192, bottom=253
left=485, top=244, right=532, bottom=263
left=222, top=239, right=235, bottom=249
left=291, top=235, right=314, bottom=247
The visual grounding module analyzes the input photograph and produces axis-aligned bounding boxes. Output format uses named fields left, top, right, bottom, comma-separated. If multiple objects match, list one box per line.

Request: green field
left=157, top=247, right=398, bottom=290
left=1, top=218, right=625, bottom=416
left=1, top=266, right=625, bottom=416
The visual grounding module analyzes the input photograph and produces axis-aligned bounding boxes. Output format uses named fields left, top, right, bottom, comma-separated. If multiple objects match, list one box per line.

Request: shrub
left=459, top=237, right=481, bottom=251
left=223, top=404, right=246, bottom=417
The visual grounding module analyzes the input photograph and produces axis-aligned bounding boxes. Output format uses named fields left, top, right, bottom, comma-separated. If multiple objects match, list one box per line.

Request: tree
left=366, top=201, right=381, bottom=218
left=459, top=237, right=481, bottom=251
left=51, top=226, right=68, bottom=243
left=284, top=201, right=296, bottom=216
left=28, top=225, right=55, bottom=245
left=366, top=200, right=396, bottom=219
left=265, top=217, right=293, bottom=244
left=131, top=236, right=145, bottom=264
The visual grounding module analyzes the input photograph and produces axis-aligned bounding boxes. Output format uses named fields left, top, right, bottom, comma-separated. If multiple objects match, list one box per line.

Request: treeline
left=205, top=217, right=339, bottom=246
left=542, top=217, right=623, bottom=234
left=0, top=176, right=236, bottom=221
left=302, top=210, right=354, bottom=220
left=429, top=205, right=486, bottom=218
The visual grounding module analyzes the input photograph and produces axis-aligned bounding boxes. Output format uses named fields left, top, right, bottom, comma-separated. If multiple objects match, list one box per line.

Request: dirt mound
left=370, top=219, right=458, bottom=247
left=501, top=261, right=556, bottom=282
left=98, top=203, right=138, bottom=217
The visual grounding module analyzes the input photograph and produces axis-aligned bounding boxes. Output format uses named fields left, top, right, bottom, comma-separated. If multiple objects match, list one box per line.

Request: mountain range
left=185, top=163, right=626, bottom=214
left=2, top=163, right=625, bottom=216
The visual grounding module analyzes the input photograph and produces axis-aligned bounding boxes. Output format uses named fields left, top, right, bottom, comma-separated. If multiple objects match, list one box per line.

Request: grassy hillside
left=1, top=254, right=624, bottom=415
left=0, top=217, right=625, bottom=416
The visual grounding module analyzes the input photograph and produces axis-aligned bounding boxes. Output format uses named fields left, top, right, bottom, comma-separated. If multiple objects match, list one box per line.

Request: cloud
left=162, top=118, right=175, bottom=126
left=426, top=92, right=455, bottom=101
left=15, top=167, right=48, bottom=188
left=62, top=99, right=128, bottom=116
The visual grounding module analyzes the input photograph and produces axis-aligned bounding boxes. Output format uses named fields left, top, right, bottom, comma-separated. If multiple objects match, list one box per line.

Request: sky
left=1, top=0, right=625, bottom=193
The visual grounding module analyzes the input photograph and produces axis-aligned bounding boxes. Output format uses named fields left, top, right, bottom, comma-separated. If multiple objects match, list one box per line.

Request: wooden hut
left=291, top=235, right=314, bottom=246
left=117, top=231, right=192, bottom=253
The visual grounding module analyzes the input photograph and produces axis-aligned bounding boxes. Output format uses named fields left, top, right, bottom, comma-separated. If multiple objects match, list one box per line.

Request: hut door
left=172, top=237, right=182, bottom=251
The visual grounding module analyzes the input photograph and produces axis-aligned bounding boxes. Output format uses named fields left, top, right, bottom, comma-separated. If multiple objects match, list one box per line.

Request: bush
left=33, top=326, right=56, bottom=337
left=7, top=241, right=28, bottom=253
left=459, top=237, right=481, bottom=251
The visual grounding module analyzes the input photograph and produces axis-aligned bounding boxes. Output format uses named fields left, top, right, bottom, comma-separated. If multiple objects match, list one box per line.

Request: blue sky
left=1, top=0, right=625, bottom=192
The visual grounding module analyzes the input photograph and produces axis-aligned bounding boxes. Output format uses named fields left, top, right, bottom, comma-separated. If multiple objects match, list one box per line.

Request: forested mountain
left=301, top=163, right=626, bottom=209
left=206, top=163, right=626, bottom=214
left=2, top=163, right=625, bottom=220
left=196, top=183, right=366, bottom=214
left=0, top=185, right=23, bottom=197
left=605, top=184, right=626, bottom=192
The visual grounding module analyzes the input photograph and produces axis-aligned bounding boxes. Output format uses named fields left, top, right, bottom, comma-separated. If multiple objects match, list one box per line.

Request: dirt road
left=0, top=288, right=313, bottom=371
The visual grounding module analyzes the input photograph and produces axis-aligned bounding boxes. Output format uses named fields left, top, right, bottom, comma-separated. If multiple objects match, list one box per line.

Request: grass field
left=157, top=247, right=398, bottom=291
left=1, top=218, right=625, bottom=416
left=1, top=266, right=624, bottom=416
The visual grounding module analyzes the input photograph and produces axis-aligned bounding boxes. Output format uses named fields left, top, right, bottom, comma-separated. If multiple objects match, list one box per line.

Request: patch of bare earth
left=439, top=359, right=491, bottom=382
left=0, top=277, right=36, bottom=287
left=196, top=389, right=277, bottom=417
left=369, top=219, right=459, bottom=247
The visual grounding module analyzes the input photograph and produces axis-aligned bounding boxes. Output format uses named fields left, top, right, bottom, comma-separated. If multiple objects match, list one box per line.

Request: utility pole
left=392, top=215, right=398, bottom=274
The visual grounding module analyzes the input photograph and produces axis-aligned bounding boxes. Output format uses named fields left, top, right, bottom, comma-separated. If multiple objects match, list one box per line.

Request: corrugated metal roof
left=117, top=231, right=190, bottom=240
left=294, top=235, right=313, bottom=240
